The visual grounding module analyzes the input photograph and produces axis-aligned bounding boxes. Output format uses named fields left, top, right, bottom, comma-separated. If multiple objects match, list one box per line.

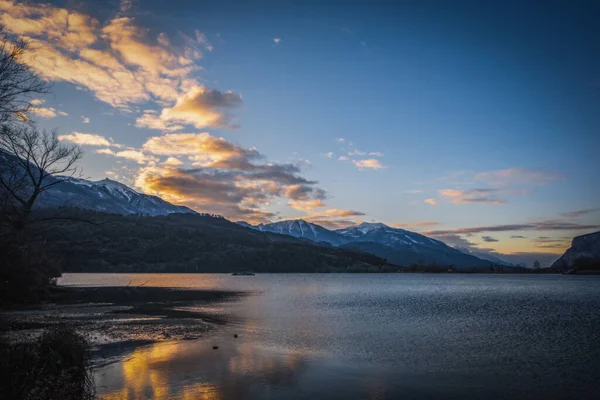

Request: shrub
left=0, top=326, right=94, bottom=400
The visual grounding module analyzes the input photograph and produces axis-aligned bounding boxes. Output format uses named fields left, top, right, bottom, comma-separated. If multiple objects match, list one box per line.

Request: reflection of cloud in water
left=96, top=339, right=307, bottom=399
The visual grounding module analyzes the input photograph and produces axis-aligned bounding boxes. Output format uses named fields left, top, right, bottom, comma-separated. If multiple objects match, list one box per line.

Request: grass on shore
left=0, top=325, right=95, bottom=400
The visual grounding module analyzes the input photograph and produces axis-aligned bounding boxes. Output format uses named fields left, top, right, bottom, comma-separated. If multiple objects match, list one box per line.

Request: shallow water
left=60, top=273, right=600, bottom=399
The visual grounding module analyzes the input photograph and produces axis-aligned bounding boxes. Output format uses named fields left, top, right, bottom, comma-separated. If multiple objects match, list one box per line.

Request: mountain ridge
left=242, top=219, right=499, bottom=268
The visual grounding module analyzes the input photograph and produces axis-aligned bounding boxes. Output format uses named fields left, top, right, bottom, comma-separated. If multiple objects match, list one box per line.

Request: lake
left=59, top=273, right=600, bottom=399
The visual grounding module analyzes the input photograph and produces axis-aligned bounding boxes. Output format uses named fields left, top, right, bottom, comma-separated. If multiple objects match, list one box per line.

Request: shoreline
left=1, top=286, right=245, bottom=354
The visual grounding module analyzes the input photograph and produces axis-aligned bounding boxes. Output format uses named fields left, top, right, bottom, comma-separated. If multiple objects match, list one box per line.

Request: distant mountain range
left=1, top=149, right=509, bottom=269
left=37, top=176, right=195, bottom=216
left=241, top=220, right=505, bottom=268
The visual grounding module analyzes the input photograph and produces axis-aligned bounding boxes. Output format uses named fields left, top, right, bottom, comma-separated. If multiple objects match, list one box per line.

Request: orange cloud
left=438, top=189, right=463, bottom=197
left=0, top=0, right=211, bottom=109
left=353, top=159, right=384, bottom=169
left=157, top=86, right=242, bottom=130
left=425, top=198, right=437, bottom=205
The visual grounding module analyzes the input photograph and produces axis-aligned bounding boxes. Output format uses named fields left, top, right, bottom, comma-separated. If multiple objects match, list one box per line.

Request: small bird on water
left=212, top=345, right=219, bottom=350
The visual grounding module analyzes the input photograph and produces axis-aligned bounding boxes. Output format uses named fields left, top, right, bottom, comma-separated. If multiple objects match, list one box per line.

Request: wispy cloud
left=481, top=236, right=499, bottom=242
left=81, top=115, right=90, bottom=123
left=30, top=107, right=57, bottom=118
left=425, top=198, right=437, bottom=205
left=438, top=188, right=506, bottom=205
left=58, top=132, right=112, bottom=146
left=273, top=38, right=281, bottom=45
left=423, top=220, right=600, bottom=236
left=348, top=149, right=366, bottom=156
left=561, top=208, right=600, bottom=218
left=392, top=221, right=439, bottom=229
left=474, top=168, right=564, bottom=186
left=353, top=159, right=384, bottom=169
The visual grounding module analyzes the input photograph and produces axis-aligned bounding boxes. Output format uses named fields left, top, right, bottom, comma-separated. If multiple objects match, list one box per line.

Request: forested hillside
left=29, top=209, right=395, bottom=273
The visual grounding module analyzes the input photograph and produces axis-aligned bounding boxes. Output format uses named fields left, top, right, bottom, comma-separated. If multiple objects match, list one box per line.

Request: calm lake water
left=59, top=273, right=600, bottom=399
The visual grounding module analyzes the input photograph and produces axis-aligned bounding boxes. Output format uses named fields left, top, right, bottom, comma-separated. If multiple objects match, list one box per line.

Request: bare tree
left=0, top=125, right=82, bottom=229
left=0, top=28, right=50, bottom=126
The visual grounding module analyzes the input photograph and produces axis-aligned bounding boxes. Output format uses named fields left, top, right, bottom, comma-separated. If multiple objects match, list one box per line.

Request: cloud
left=474, top=168, right=564, bottom=186
left=425, top=198, right=437, bottom=205
left=58, top=132, right=111, bottom=146
left=30, top=107, right=57, bottom=118
left=142, top=133, right=260, bottom=164
left=303, top=209, right=365, bottom=229
left=438, top=189, right=463, bottom=197
left=133, top=133, right=328, bottom=222
left=30, top=99, right=45, bottom=106
left=369, top=152, right=383, bottom=157
left=428, top=233, right=561, bottom=267
left=481, top=236, right=499, bottom=242
left=284, top=184, right=326, bottom=201
left=96, top=148, right=158, bottom=165
left=348, top=149, right=366, bottom=156
left=135, top=111, right=184, bottom=132
left=353, top=159, right=384, bottom=169
left=322, top=209, right=364, bottom=217
left=423, top=220, right=600, bottom=236
left=273, top=38, right=281, bottom=44
left=404, top=189, right=423, bottom=194
left=157, top=86, right=242, bottom=129
left=439, top=188, right=505, bottom=205
left=338, top=156, right=349, bottom=161
left=0, top=0, right=211, bottom=109
left=325, top=152, right=334, bottom=158
left=81, top=115, right=90, bottom=123
left=393, top=221, right=440, bottom=229
left=561, top=208, right=600, bottom=218
left=511, top=235, right=526, bottom=239
left=336, top=138, right=346, bottom=143
left=58, top=111, right=68, bottom=116
left=163, top=157, right=183, bottom=166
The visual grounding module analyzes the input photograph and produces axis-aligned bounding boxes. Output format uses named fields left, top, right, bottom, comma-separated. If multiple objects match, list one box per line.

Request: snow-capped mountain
left=252, top=219, right=347, bottom=245
left=335, top=222, right=449, bottom=250
left=37, top=176, right=195, bottom=216
left=242, top=220, right=494, bottom=268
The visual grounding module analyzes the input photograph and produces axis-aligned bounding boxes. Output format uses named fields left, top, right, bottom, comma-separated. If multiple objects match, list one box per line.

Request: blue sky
left=3, top=0, right=599, bottom=265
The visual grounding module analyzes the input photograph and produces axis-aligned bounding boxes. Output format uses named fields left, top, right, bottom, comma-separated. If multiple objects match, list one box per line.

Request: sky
left=2, top=0, right=599, bottom=266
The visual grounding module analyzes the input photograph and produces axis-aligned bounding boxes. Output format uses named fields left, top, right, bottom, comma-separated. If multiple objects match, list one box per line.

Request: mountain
left=336, top=223, right=491, bottom=268
left=253, top=219, right=347, bottom=245
left=243, top=220, right=493, bottom=268
left=1, top=149, right=194, bottom=216
left=37, top=177, right=195, bottom=216
left=454, top=247, right=513, bottom=266
left=550, top=231, right=600, bottom=271
left=28, top=209, right=394, bottom=273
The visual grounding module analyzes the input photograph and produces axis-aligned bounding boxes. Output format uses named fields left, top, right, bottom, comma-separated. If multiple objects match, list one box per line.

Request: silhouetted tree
left=0, top=28, right=49, bottom=126
left=533, top=260, right=541, bottom=270
left=0, top=126, right=82, bottom=229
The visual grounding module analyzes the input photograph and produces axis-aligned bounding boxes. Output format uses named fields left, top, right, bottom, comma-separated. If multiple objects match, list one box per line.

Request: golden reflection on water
left=97, top=338, right=305, bottom=400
